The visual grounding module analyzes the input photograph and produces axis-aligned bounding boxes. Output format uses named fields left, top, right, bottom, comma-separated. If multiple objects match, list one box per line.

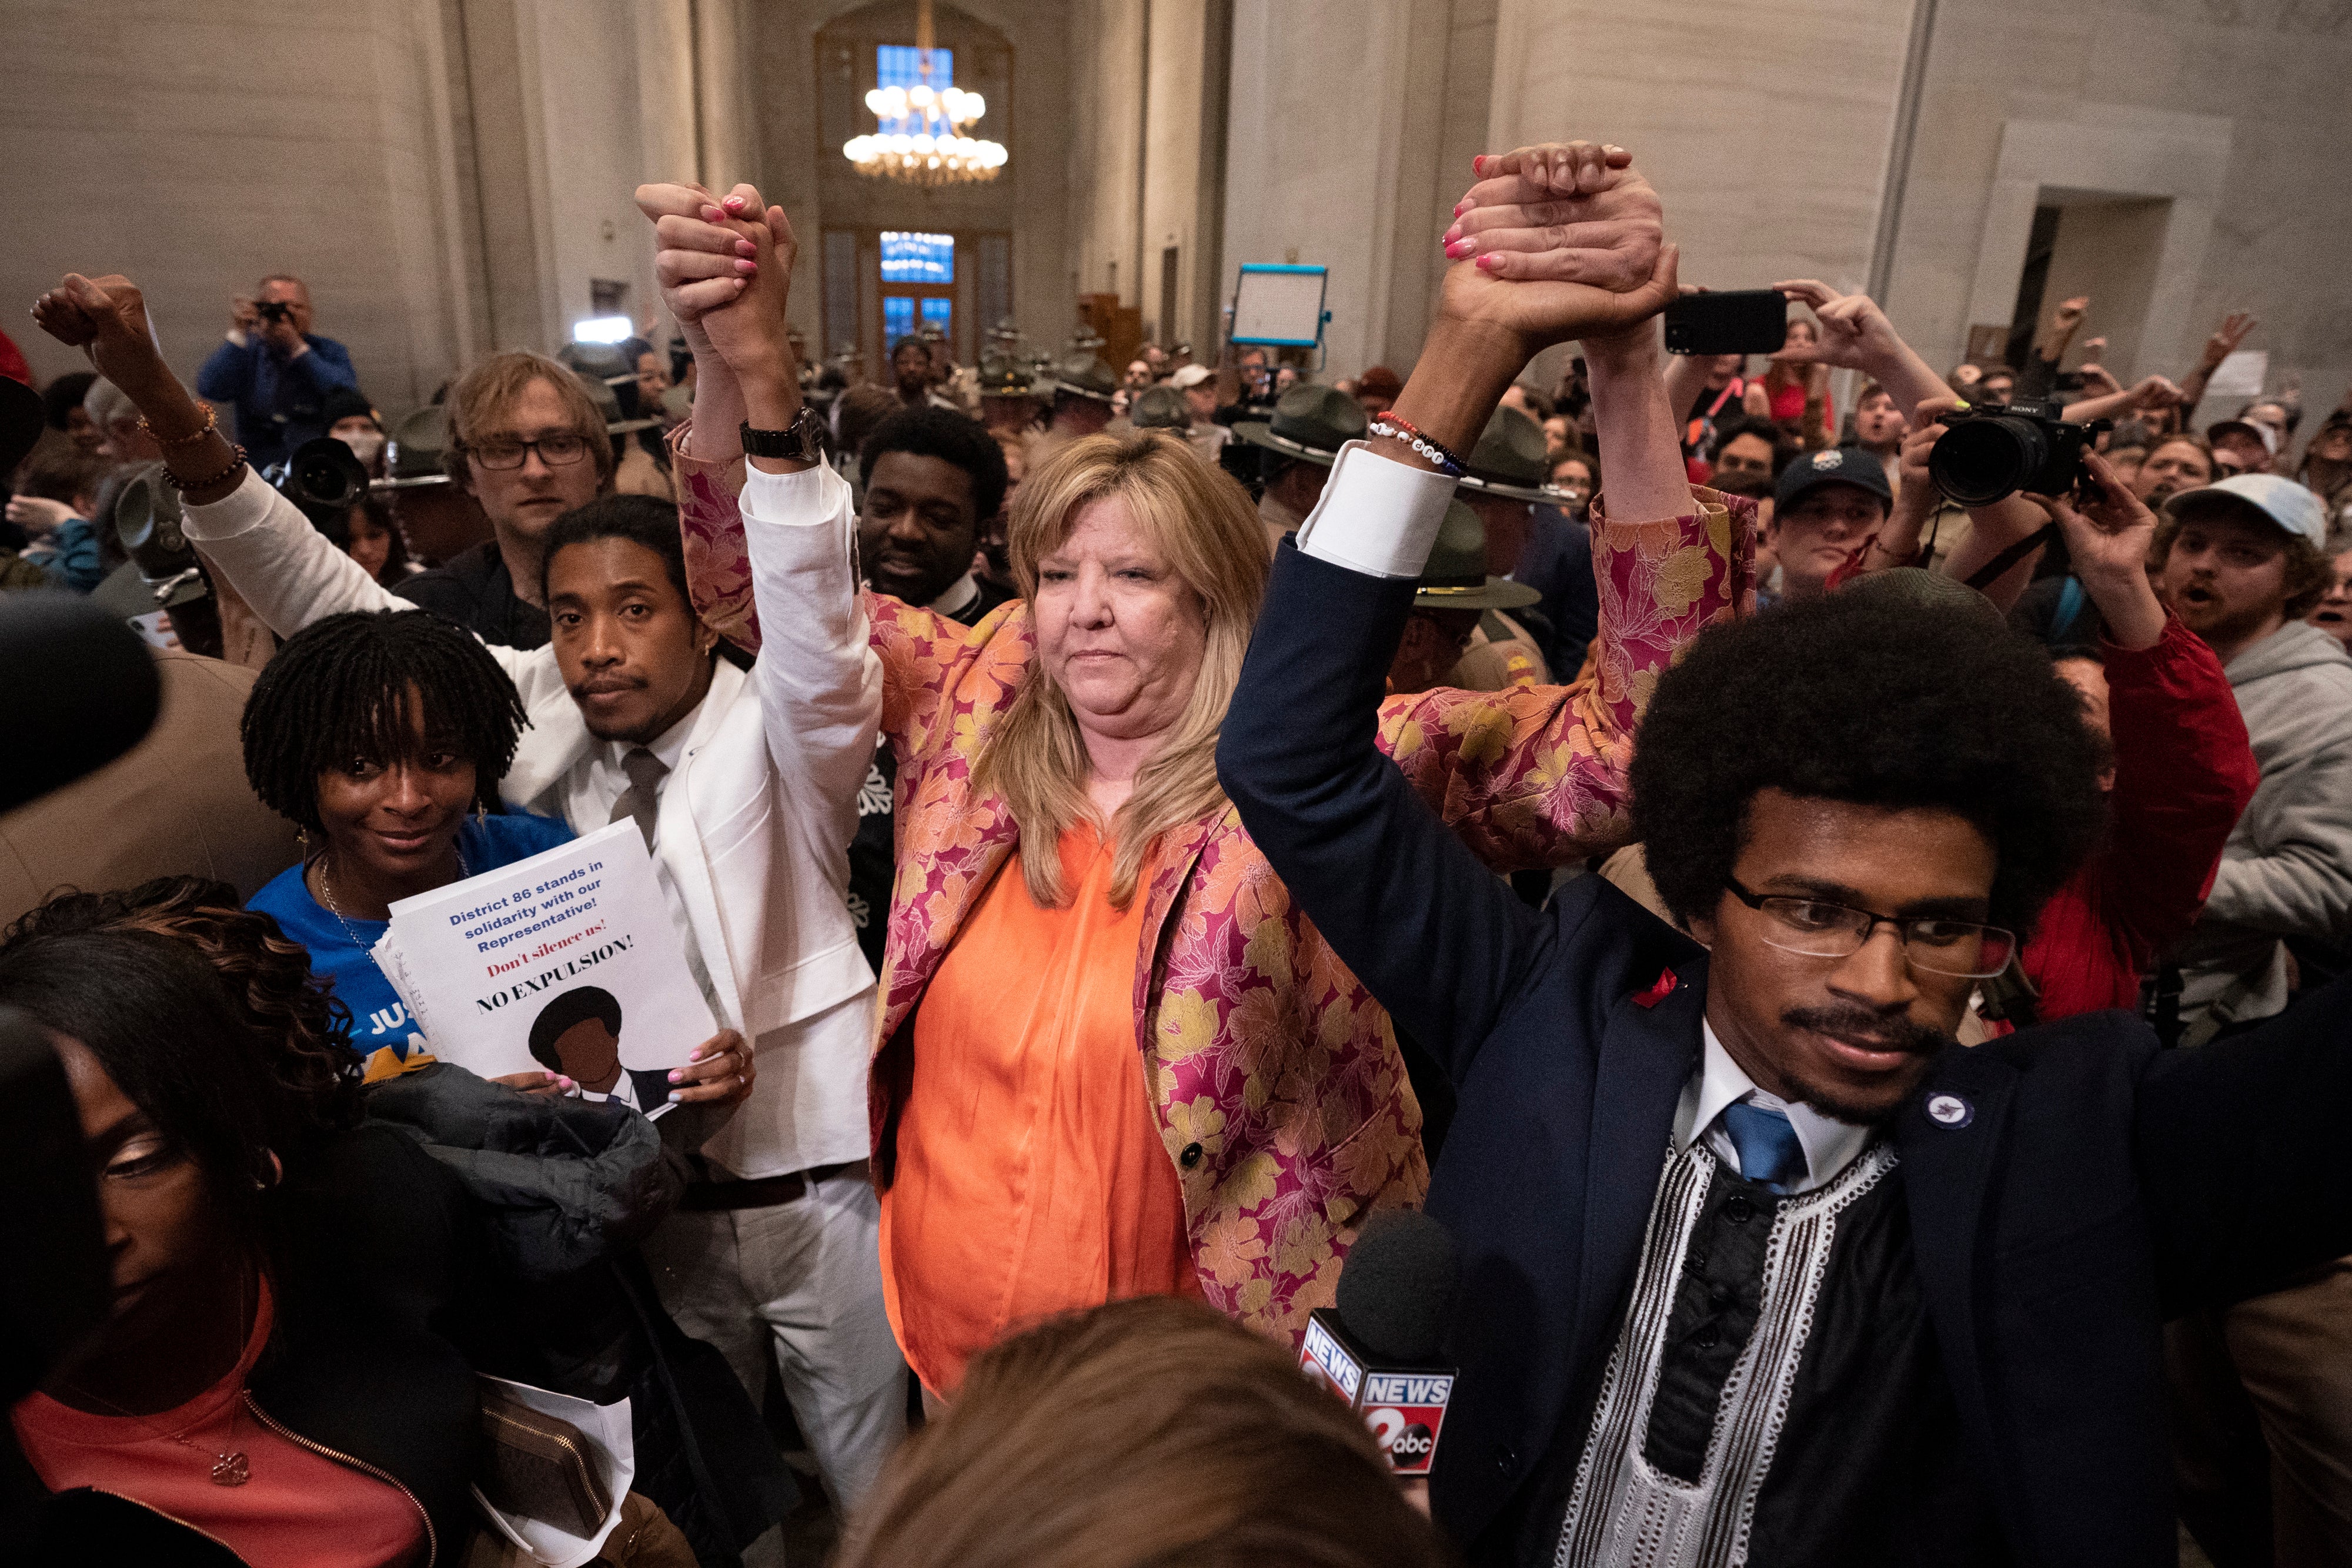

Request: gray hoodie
left=2177, top=618, right=2352, bottom=1039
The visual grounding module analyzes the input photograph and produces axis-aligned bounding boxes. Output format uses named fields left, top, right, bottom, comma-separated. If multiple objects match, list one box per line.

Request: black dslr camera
left=254, top=299, right=294, bottom=325
left=1928, top=400, right=2110, bottom=506
left=267, top=437, right=371, bottom=520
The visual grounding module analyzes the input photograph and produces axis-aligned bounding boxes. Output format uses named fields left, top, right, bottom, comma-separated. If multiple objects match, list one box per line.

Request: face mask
left=340, top=432, right=387, bottom=467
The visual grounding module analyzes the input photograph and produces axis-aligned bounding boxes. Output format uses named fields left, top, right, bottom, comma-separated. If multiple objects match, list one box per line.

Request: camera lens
left=1929, top=414, right=2053, bottom=507
left=279, top=437, right=370, bottom=515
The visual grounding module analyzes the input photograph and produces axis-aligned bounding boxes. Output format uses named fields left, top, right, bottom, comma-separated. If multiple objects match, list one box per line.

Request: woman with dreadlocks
left=240, top=608, right=576, bottom=1081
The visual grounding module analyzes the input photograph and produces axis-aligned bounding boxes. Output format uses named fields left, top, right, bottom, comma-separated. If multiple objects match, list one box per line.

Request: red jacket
left=2016, top=616, right=2258, bottom=1021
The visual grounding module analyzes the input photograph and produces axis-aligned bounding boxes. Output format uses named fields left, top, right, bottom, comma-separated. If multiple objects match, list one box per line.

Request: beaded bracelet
left=159, top=444, right=248, bottom=493
left=138, top=402, right=218, bottom=449
left=1366, top=414, right=1465, bottom=478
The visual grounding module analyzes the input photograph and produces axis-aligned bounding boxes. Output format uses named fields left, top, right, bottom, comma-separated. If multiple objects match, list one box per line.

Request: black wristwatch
left=740, top=406, right=827, bottom=463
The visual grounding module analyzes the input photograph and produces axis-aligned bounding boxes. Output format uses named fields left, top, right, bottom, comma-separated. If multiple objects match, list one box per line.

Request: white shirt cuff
left=1291, top=440, right=1459, bottom=580
left=181, top=465, right=280, bottom=542
left=741, top=458, right=849, bottom=528
left=226, top=329, right=250, bottom=349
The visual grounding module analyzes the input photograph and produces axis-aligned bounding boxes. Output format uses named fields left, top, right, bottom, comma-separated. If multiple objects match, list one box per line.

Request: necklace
left=315, top=836, right=472, bottom=948
left=65, top=1268, right=252, bottom=1486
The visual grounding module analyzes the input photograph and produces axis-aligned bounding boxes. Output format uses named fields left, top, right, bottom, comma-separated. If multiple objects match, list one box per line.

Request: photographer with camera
left=195, top=274, right=359, bottom=472
left=1815, top=404, right=2259, bottom=1047
left=1853, top=392, right=2106, bottom=609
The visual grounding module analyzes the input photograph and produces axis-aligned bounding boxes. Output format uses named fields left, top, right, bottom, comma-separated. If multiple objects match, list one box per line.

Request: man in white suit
left=86, top=207, right=904, bottom=1532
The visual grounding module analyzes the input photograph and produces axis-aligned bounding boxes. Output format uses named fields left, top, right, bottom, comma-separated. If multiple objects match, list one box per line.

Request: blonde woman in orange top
left=642, top=153, right=1747, bottom=1395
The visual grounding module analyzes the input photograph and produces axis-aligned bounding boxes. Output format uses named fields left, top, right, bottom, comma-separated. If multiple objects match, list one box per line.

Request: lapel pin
left=1632, top=968, right=1678, bottom=1009
left=1926, top=1092, right=1973, bottom=1129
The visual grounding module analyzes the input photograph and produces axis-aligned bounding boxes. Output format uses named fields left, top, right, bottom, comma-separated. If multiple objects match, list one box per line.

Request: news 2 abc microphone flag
left=1299, top=1212, right=1458, bottom=1477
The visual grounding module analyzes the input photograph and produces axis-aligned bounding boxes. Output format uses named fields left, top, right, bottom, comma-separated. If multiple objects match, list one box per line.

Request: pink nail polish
left=701, top=206, right=723, bottom=220
left=1454, top=198, right=1471, bottom=216
left=669, top=1069, right=683, bottom=1083
left=724, top=195, right=746, bottom=210
left=1476, top=253, right=1499, bottom=271
left=737, top=259, right=757, bottom=273
left=1472, top=156, right=1485, bottom=175
left=1445, top=239, right=1472, bottom=259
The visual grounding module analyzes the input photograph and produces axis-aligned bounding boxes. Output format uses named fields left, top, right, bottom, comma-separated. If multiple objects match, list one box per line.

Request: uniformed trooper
left=1126, top=383, right=1188, bottom=432
left=1043, top=352, right=1120, bottom=439
left=377, top=403, right=490, bottom=569
left=1387, top=499, right=1551, bottom=695
left=1231, top=383, right=1368, bottom=551
left=978, top=356, right=1045, bottom=437
left=1451, top=403, right=1572, bottom=687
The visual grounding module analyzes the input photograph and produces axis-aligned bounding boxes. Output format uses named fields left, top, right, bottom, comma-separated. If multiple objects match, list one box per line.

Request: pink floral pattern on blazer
left=674, top=429, right=1750, bottom=1340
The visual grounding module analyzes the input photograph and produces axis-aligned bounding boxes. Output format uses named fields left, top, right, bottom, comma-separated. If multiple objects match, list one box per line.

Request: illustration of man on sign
left=527, top=986, right=673, bottom=1113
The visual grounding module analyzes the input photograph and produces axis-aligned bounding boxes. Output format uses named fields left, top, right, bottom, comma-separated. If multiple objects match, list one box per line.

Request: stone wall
left=7, top=0, right=2343, bottom=423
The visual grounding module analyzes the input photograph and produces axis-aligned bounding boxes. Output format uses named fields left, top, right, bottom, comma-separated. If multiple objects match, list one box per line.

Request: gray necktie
left=609, top=747, right=667, bottom=851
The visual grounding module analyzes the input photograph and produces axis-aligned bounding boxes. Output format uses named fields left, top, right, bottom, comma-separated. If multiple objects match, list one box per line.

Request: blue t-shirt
left=250, top=811, right=574, bottom=1072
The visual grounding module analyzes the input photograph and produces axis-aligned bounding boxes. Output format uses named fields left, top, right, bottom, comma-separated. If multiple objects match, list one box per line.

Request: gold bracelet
left=160, top=444, right=247, bottom=493
left=138, top=403, right=218, bottom=448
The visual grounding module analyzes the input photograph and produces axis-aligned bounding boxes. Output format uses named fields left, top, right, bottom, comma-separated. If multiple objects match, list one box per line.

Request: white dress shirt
left=1671, top=1020, right=1873, bottom=1195
left=927, top=573, right=981, bottom=618
left=563, top=660, right=740, bottom=1018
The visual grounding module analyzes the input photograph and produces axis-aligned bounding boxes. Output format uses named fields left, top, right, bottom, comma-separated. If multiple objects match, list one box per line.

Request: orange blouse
left=11, top=1278, right=427, bottom=1567
left=881, top=823, right=1197, bottom=1395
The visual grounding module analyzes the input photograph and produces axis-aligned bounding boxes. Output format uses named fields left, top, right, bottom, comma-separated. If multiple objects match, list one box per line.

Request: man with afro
left=1224, top=520, right=2352, bottom=1562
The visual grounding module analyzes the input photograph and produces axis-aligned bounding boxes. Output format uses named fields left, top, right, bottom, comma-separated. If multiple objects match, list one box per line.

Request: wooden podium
left=1077, top=293, right=1144, bottom=375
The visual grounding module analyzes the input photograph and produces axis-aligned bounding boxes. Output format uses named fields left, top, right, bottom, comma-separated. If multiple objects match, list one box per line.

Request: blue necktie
left=1720, top=1101, right=1806, bottom=1193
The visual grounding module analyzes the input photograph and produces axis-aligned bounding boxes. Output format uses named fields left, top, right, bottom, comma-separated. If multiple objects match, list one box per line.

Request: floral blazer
left=674, top=434, right=1750, bottom=1340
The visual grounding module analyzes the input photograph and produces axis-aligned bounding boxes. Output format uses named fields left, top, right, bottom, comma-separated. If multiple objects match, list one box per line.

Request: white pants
left=640, top=1167, right=908, bottom=1517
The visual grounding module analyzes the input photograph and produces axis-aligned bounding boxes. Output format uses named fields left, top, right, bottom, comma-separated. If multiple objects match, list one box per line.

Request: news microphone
left=1301, top=1209, right=1459, bottom=1477
left=0, top=1009, right=108, bottom=1404
left=0, top=594, right=162, bottom=813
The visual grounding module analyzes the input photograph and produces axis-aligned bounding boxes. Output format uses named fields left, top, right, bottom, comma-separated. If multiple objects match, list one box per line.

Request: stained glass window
left=920, top=297, right=953, bottom=337
left=883, top=296, right=916, bottom=347
left=881, top=231, right=955, bottom=285
left=875, top=45, right=953, bottom=137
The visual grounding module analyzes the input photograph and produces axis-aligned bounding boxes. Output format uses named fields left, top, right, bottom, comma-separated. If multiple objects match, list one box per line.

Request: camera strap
left=1962, top=521, right=2059, bottom=592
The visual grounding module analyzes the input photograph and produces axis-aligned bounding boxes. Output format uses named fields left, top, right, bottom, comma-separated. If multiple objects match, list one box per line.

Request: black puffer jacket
left=366, top=1065, right=796, bottom=1567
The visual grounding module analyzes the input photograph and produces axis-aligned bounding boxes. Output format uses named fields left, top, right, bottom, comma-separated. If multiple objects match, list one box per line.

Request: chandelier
left=843, top=0, right=1006, bottom=186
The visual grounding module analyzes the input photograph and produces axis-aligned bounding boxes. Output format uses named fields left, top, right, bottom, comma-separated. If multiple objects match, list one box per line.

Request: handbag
left=477, top=1381, right=615, bottom=1538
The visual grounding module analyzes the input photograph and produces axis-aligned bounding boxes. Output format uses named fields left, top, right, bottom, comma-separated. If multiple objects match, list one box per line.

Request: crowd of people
left=3, top=133, right=2350, bottom=1568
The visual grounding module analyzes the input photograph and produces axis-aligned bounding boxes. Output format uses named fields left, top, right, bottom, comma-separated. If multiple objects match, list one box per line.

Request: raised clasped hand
left=1440, top=141, right=1677, bottom=353
left=32, top=272, right=168, bottom=391
left=634, top=180, right=797, bottom=383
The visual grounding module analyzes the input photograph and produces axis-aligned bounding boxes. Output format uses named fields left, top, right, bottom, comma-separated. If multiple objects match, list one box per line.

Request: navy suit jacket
left=1218, top=540, right=2352, bottom=1566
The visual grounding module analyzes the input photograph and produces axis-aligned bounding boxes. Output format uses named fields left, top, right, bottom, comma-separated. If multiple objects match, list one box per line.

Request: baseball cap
left=2166, top=474, right=2328, bottom=550
left=1772, top=446, right=1893, bottom=514
left=2206, top=418, right=2279, bottom=457
left=1169, top=364, right=1213, bottom=390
